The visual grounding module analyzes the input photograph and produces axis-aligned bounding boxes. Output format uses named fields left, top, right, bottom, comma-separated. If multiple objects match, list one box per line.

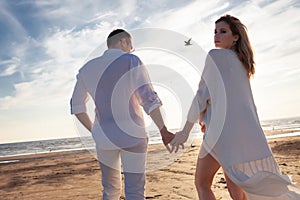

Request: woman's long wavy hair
left=216, top=15, right=255, bottom=78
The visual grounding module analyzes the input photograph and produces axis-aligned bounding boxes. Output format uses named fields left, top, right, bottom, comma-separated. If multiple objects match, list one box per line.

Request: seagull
left=184, top=38, right=192, bottom=46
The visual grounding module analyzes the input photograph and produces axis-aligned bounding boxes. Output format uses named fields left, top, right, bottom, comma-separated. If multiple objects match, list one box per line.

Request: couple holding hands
left=71, top=15, right=299, bottom=200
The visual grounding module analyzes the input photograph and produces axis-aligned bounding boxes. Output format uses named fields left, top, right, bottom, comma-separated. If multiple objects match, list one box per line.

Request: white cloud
left=2, top=0, right=300, bottom=110
left=0, top=21, right=115, bottom=110
left=1, top=0, right=300, bottom=142
left=0, top=57, right=20, bottom=77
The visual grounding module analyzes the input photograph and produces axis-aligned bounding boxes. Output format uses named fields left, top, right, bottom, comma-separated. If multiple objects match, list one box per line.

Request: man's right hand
left=160, top=128, right=175, bottom=153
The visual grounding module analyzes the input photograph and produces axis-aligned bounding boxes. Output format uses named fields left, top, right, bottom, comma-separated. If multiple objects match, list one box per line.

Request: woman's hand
left=170, top=131, right=188, bottom=153
left=199, top=121, right=206, bottom=133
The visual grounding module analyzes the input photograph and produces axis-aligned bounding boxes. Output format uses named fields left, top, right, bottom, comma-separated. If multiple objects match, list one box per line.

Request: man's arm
left=75, top=112, right=93, bottom=132
left=70, top=71, right=92, bottom=132
left=131, top=57, right=174, bottom=150
left=149, top=107, right=174, bottom=151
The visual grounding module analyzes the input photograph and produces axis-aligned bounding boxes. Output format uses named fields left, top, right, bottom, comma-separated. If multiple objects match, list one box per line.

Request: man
left=70, top=29, right=174, bottom=200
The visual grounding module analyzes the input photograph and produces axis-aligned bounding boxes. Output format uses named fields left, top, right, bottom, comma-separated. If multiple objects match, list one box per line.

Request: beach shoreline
left=0, top=136, right=299, bottom=200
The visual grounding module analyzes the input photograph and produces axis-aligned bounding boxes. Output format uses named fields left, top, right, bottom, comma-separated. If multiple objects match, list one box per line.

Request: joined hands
left=161, top=130, right=186, bottom=153
left=167, top=121, right=205, bottom=153
left=160, top=127, right=175, bottom=153
left=169, top=131, right=187, bottom=153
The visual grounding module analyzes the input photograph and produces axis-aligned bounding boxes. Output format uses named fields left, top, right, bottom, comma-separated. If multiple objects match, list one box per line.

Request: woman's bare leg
left=195, top=154, right=220, bottom=200
left=224, top=172, right=248, bottom=200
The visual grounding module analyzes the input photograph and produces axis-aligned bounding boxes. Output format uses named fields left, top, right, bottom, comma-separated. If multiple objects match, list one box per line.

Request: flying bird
left=184, top=38, right=192, bottom=46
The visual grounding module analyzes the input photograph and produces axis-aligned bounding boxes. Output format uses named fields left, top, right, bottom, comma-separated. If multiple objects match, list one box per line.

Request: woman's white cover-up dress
left=188, top=49, right=300, bottom=199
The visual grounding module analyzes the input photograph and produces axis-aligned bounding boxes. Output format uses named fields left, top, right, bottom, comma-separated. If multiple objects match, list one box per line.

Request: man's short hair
left=107, top=29, right=131, bottom=48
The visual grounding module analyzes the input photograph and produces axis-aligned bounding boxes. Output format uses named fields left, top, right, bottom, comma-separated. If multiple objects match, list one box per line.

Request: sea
left=1, top=116, right=300, bottom=161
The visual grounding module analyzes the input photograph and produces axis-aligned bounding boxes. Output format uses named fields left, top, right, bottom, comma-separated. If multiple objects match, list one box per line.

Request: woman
left=170, top=15, right=300, bottom=200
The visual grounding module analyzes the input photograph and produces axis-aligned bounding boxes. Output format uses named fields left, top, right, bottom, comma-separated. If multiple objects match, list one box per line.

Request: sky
left=0, top=0, right=299, bottom=144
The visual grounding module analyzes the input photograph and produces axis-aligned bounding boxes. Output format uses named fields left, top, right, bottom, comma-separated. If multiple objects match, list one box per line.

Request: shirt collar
left=103, top=48, right=126, bottom=57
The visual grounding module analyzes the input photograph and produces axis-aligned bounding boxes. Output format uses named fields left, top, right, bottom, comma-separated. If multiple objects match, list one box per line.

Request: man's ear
left=120, top=38, right=127, bottom=47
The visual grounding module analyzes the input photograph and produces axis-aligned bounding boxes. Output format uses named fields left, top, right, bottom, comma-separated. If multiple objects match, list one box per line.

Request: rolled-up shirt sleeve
left=138, top=87, right=162, bottom=115
left=70, top=73, right=89, bottom=114
left=131, top=56, right=162, bottom=115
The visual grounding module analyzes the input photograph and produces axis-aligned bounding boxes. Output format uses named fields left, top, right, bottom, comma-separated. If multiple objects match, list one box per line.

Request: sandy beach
left=0, top=135, right=299, bottom=200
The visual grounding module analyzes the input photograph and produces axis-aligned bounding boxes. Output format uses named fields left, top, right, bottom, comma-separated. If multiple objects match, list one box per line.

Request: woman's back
left=203, top=49, right=272, bottom=167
